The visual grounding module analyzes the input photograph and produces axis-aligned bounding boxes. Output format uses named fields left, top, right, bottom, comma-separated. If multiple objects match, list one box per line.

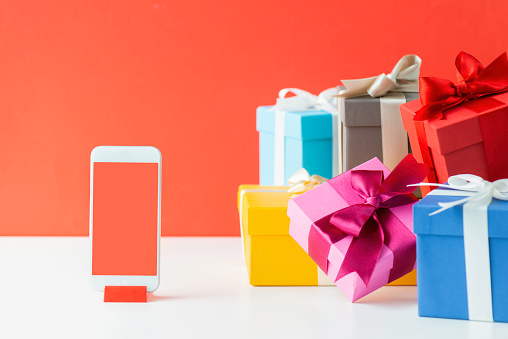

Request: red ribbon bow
left=414, top=52, right=508, bottom=121
left=309, top=155, right=430, bottom=286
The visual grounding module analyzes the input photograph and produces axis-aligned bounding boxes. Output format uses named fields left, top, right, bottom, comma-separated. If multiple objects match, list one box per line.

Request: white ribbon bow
left=270, top=88, right=338, bottom=114
left=269, top=88, right=338, bottom=185
left=287, top=168, right=328, bottom=195
left=337, top=55, right=422, bottom=98
left=415, top=174, right=508, bottom=215
left=413, top=174, right=508, bottom=322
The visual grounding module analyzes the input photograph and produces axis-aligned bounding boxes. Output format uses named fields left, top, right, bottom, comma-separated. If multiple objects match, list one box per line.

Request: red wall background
left=1, top=0, right=507, bottom=236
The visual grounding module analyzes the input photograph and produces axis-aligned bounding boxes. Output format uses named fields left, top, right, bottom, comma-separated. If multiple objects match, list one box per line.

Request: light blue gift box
left=414, top=191, right=508, bottom=322
left=256, top=106, right=334, bottom=186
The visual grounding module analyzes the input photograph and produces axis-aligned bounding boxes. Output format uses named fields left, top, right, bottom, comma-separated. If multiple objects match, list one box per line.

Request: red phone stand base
left=104, top=286, right=148, bottom=303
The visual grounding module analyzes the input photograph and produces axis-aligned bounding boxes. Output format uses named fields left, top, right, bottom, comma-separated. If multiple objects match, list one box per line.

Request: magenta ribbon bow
left=308, top=155, right=430, bottom=286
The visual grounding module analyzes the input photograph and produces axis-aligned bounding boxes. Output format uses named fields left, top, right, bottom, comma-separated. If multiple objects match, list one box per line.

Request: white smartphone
left=90, top=146, right=161, bottom=292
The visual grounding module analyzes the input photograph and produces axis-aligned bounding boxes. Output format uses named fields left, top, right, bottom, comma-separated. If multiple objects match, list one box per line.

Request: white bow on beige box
left=337, top=54, right=421, bottom=98
left=335, top=55, right=422, bottom=173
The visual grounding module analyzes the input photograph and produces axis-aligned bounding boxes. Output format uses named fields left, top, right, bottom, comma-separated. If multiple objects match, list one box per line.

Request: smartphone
left=89, top=146, right=161, bottom=292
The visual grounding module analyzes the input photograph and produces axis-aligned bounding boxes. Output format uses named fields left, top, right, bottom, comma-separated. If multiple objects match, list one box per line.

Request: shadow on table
left=354, top=286, right=417, bottom=305
left=148, top=294, right=178, bottom=302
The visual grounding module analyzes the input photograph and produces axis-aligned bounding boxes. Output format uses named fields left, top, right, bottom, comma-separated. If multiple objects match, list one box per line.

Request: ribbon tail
left=379, top=210, right=417, bottom=283
left=379, top=154, right=431, bottom=195
left=407, top=183, right=451, bottom=188
left=308, top=214, right=349, bottom=275
left=337, top=77, right=377, bottom=98
left=336, top=216, right=383, bottom=286
left=429, top=196, right=472, bottom=216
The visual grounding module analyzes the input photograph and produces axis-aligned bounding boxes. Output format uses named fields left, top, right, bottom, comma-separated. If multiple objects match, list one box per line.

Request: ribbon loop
left=287, top=168, right=327, bottom=196
left=367, top=73, right=397, bottom=97
left=316, top=87, right=340, bottom=114
left=337, top=55, right=421, bottom=98
left=393, top=54, right=422, bottom=81
left=350, top=170, right=385, bottom=199
left=330, top=204, right=375, bottom=238
left=413, top=174, right=508, bottom=216
left=272, top=87, right=338, bottom=114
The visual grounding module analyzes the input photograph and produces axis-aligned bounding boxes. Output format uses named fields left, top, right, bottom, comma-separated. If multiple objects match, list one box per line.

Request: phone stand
left=104, top=286, right=148, bottom=303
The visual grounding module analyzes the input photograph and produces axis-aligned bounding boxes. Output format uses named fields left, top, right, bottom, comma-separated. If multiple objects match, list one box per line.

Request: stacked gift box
left=238, top=51, right=508, bottom=322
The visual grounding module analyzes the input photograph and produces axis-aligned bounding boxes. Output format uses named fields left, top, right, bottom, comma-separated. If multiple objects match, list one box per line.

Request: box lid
left=238, top=185, right=291, bottom=235
left=256, top=106, right=333, bottom=140
left=401, top=92, right=508, bottom=156
left=342, top=92, right=419, bottom=127
left=413, top=192, right=508, bottom=238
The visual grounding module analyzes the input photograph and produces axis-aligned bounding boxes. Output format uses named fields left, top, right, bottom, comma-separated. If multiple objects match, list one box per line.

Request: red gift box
left=400, top=52, right=508, bottom=195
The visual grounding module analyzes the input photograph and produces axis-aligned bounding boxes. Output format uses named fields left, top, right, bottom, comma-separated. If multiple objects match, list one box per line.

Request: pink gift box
left=287, top=158, right=417, bottom=302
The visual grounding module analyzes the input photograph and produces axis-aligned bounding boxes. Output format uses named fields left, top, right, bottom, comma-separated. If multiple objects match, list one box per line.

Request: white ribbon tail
left=338, top=77, right=377, bottom=98
left=407, top=182, right=450, bottom=188
left=429, top=196, right=472, bottom=216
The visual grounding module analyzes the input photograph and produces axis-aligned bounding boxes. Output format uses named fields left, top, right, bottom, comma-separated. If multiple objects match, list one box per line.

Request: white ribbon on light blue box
left=268, top=55, right=421, bottom=184
left=269, top=88, right=338, bottom=186
left=416, top=174, right=508, bottom=322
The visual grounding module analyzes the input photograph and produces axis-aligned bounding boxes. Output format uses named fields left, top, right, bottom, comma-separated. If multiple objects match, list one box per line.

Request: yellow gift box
left=237, top=185, right=332, bottom=286
left=237, top=184, right=416, bottom=286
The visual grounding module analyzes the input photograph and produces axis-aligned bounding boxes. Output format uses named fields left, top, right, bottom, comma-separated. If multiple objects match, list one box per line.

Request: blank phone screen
left=92, top=162, right=158, bottom=276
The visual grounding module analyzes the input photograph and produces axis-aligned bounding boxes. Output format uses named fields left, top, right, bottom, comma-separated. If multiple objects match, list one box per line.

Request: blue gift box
left=414, top=191, right=508, bottom=322
left=256, top=106, right=334, bottom=186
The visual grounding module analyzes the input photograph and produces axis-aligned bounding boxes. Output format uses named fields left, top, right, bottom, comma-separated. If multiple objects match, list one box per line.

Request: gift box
left=414, top=175, right=508, bottom=322
left=257, top=88, right=337, bottom=186
left=287, top=155, right=429, bottom=301
left=237, top=184, right=334, bottom=286
left=337, top=92, right=418, bottom=172
left=336, top=54, right=421, bottom=173
left=400, top=52, right=508, bottom=196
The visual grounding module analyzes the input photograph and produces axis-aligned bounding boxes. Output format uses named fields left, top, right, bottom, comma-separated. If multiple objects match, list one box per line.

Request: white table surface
left=0, top=237, right=507, bottom=339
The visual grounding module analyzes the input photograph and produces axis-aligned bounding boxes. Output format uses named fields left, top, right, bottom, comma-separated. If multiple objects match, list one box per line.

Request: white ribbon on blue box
left=415, top=175, right=508, bottom=322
